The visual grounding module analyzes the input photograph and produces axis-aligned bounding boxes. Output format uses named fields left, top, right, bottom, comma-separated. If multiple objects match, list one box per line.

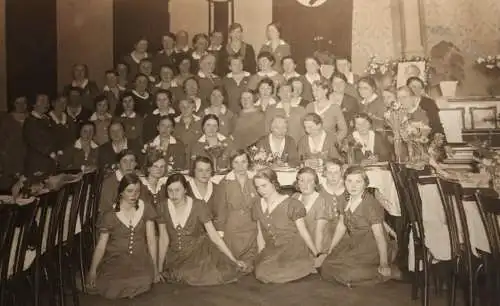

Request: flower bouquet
left=204, top=142, right=229, bottom=173
left=384, top=101, right=408, bottom=162
left=365, top=56, right=398, bottom=79
left=341, top=136, right=377, bottom=165
left=475, top=55, right=500, bottom=77
left=249, top=146, right=275, bottom=171
left=400, top=121, right=432, bottom=170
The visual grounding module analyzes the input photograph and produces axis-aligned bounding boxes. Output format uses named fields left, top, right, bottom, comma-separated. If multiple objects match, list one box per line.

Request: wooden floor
left=80, top=275, right=458, bottom=306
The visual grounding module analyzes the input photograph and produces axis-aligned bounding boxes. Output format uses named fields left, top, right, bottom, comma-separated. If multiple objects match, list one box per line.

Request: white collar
left=31, top=111, right=45, bottom=119
left=66, top=106, right=82, bottom=118
left=49, top=111, right=67, bottom=125
left=257, top=70, right=278, bottom=78
left=72, top=79, right=89, bottom=88
left=198, top=133, right=226, bottom=143
left=140, top=176, right=167, bottom=195
left=226, top=71, right=250, bottom=78
left=208, top=45, right=222, bottom=51
left=89, top=112, right=112, bottom=121
left=276, top=101, right=300, bottom=109
left=167, top=197, right=193, bottom=228
left=175, top=46, right=190, bottom=53
left=308, top=130, right=327, bottom=154
left=297, top=192, right=320, bottom=213
left=188, top=177, right=213, bottom=202
left=265, top=39, right=287, bottom=47
left=362, top=93, right=378, bottom=105
left=305, top=73, right=321, bottom=84
left=283, top=71, right=301, bottom=80
left=192, top=51, right=208, bottom=60
left=132, top=90, right=150, bottom=100
left=151, top=135, right=177, bottom=146
left=260, top=195, right=288, bottom=215
left=130, top=52, right=148, bottom=64
left=314, top=101, right=333, bottom=116
left=225, top=170, right=255, bottom=181
left=121, top=112, right=137, bottom=118
left=198, top=71, right=217, bottom=79
left=352, top=130, right=376, bottom=153
left=269, top=134, right=286, bottom=156
left=115, top=199, right=145, bottom=228
left=74, top=138, right=98, bottom=149
left=115, top=170, right=124, bottom=182
left=255, top=97, right=277, bottom=107
left=344, top=196, right=363, bottom=213
left=152, top=108, right=176, bottom=115
left=321, top=182, right=345, bottom=197
left=103, top=84, right=125, bottom=91
left=174, top=114, right=201, bottom=123
left=204, top=104, right=227, bottom=115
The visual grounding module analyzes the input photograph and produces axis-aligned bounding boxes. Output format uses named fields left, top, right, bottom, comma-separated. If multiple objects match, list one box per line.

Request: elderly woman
left=255, top=78, right=277, bottom=112
left=222, top=56, right=251, bottom=114
left=117, top=92, right=144, bottom=145
left=252, top=168, right=319, bottom=283
left=215, top=150, right=259, bottom=266
left=329, top=72, right=360, bottom=128
left=290, top=77, right=309, bottom=108
left=299, top=57, right=323, bottom=103
left=180, top=77, right=205, bottom=117
left=248, top=51, right=285, bottom=91
left=196, top=53, right=222, bottom=104
left=187, top=156, right=221, bottom=219
left=153, top=65, right=175, bottom=94
left=397, top=86, right=429, bottom=125
left=203, top=86, right=235, bottom=136
left=256, top=115, right=299, bottom=167
left=123, top=38, right=150, bottom=82
left=171, top=55, right=194, bottom=97
left=63, top=64, right=99, bottom=111
left=232, top=90, right=267, bottom=150
left=259, top=23, right=291, bottom=73
left=224, top=23, right=256, bottom=74
left=357, top=77, right=386, bottom=132
left=305, top=79, right=348, bottom=142
left=188, top=114, right=232, bottom=171
left=145, top=115, right=187, bottom=171
left=297, top=113, right=342, bottom=166
left=131, top=74, right=154, bottom=116
left=139, top=150, right=168, bottom=214
left=346, top=113, right=393, bottom=164
left=173, top=99, right=202, bottom=146
left=60, top=122, right=99, bottom=171
left=98, top=121, right=142, bottom=169
left=0, top=96, right=28, bottom=178
left=143, top=89, right=176, bottom=144
left=265, top=83, right=306, bottom=143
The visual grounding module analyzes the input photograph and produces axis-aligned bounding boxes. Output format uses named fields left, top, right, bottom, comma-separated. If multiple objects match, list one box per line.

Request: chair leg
left=423, top=252, right=430, bottom=306
left=449, top=260, right=459, bottom=306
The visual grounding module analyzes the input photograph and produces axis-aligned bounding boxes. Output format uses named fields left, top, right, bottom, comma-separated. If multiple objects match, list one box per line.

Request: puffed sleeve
left=287, top=198, right=306, bottom=221
left=97, top=211, right=115, bottom=233
left=196, top=199, right=213, bottom=224
left=365, top=195, right=385, bottom=225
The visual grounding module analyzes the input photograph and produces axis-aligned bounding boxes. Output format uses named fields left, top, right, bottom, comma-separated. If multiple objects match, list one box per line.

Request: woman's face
left=162, top=35, right=175, bottom=50
left=354, top=117, right=372, bottom=134
left=324, top=163, right=343, bottom=186
left=266, top=24, right=280, bottom=41
left=156, top=93, right=170, bottom=110
left=135, top=76, right=148, bottom=92
left=122, top=96, right=135, bottom=112
left=270, top=118, right=287, bottom=138
left=357, top=81, right=374, bottom=99
left=194, top=36, right=208, bottom=52
left=278, top=85, right=292, bottom=101
left=185, top=79, right=198, bottom=96
left=135, top=39, right=149, bottom=53
left=312, top=84, right=327, bottom=100
left=259, top=83, right=273, bottom=98
left=408, top=80, right=424, bottom=97
left=397, top=89, right=416, bottom=110
left=303, top=120, right=322, bottom=136
left=167, top=181, right=186, bottom=203
left=203, top=118, right=219, bottom=136
left=297, top=172, right=316, bottom=195
left=336, top=59, right=350, bottom=74
left=291, top=80, right=303, bottom=97
left=382, top=90, right=396, bottom=107
left=139, top=61, right=153, bottom=76
left=240, top=92, right=255, bottom=110
left=160, top=67, right=174, bottom=82
left=254, top=178, right=276, bottom=199
left=109, top=123, right=125, bottom=142
left=194, top=161, right=212, bottom=183
left=105, top=73, right=118, bottom=87
left=200, top=55, right=216, bottom=73
left=119, top=155, right=137, bottom=174
left=121, top=183, right=141, bottom=203
left=157, top=118, right=174, bottom=137
left=232, top=154, right=249, bottom=174
left=305, top=58, right=319, bottom=74
left=179, top=100, right=194, bottom=116
left=229, top=27, right=243, bottom=41
left=35, top=95, right=50, bottom=114
left=229, top=58, right=243, bottom=73
left=210, top=89, right=224, bottom=106
left=210, top=32, right=223, bottom=46
left=96, top=100, right=109, bottom=114
left=73, top=65, right=86, bottom=80
left=117, top=64, right=128, bottom=78
left=282, top=58, right=296, bottom=74
left=80, top=124, right=95, bottom=141
left=258, top=57, right=272, bottom=71
left=345, top=173, right=366, bottom=197
left=53, top=97, right=67, bottom=112
left=179, top=59, right=191, bottom=74
left=149, top=159, right=166, bottom=179
left=331, top=77, right=346, bottom=93
left=14, top=97, right=28, bottom=113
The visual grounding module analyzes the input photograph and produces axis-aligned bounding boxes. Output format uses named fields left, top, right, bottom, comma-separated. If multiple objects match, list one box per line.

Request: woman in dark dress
left=173, top=99, right=203, bottom=147
left=123, top=38, right=150, bottom=83
left=222, top=56, right=251, bottom=114
left=289, top=77, right=310, bottom=108
left=189, top=33, right=209, bottom=74
left=117, top=92, right=144, bottom=146
left=139, top=150, right=168, bottom=214
left=259, top=22, right=291, bottom=73
left=131, top=74, right=154, bottom=116
left=158, top=174, right=247, bottom=285
left=357, top=77, right=386, bottom=132
left=0, top=96, right=28, bottom=178
left=60, top=122, right=99, bottom=171
left=224, top=23, right=256, bottom=74
left=196, top=53, right=222, bottom=104
left=116, top=62, right=129, bottom=89
left=87, top=173, right=162, bottom=299
left=103, top=70, right=126, bottom=116
left=187, top=156, right=221, bottom=220
left=63, top=64, right=100, bottom=112
left=171, top=56, right=194, bottom=101
left=232, top=90, right=267, bottom=150
left=143, top=89, right=176, bottom=144
left=299, top=57, right=323, bottom=103
left=329, top=72, right=360, bottom=129
left=98, top=121, right=142, bottom=170
left=256, top=115, right=300, bottom=167
left=49, top=95, right=76, bottom=152
left=153, top=32, right=176, bottom=75
left=203, top=86, right=235, bottom=137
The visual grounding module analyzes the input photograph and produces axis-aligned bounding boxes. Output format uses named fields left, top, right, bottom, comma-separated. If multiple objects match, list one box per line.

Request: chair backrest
left=473, top=191, right=500, bottom=256
left=0, top=207, right=18, bottom=280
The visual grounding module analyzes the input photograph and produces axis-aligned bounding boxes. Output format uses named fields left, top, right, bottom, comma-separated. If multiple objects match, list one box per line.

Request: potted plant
left=429, top=41, right=465, bottom=97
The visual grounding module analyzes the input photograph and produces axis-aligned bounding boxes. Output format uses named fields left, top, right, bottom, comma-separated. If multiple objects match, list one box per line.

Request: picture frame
left=470, top=106, right=498, bottom=129
left=396, top=60, right=428, bottom=88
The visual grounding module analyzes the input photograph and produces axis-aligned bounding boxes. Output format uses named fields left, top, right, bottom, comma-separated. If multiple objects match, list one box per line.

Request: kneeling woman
left=158, top=174, right=247, bottom=285
left=87, top=173, right=162, bottom=299
left=252, top=168, right=319, bottom=283
left=320, top=166, right=395, bottom=286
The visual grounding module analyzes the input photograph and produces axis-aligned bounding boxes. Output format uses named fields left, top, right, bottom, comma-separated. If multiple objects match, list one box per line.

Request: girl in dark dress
left=143, top=89, right=176, bottom=144
left=153, top=33, right=176, bottom=75
left=289, top=77, right=310, bottom=108
left=116, top=62, right=129, bottom=89
left=320, top=166, right=396, bottom=286
left=60, top=122, right=99, bottom=171
left=248, top=52, right=285, bottom=92
left=187, top=156, right=221, bottom=220
left=131, top=74, right=154, bottom=116
left=123, top=38, right=150, bottom=83
left=63, top=64, right=100, bottom=112
left=117, top=92, right=144, bottom=145
left=140, top=150, right=168, bottom=214
left=224, top=23, right=256, bottom=74
left=171, top=56, right=194, bottom=101
left=138, top=58, right=157, bottom=86
left=173, top=99, right=202, bottom=147
left=158, top=174, right=247, bottom=285
left=87, top=173, right=162, bottom=299
left=152, top=65, right=175, bottom=94
left=329, top=72, right=360, bottom=129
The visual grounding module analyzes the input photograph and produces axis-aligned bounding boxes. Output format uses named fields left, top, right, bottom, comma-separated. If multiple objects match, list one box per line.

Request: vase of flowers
left=400, top=121, right=432, bottom=170
left=204, top=142, right=229, bottom=173
left=384, top=100, right=408, bottom=163
left=249, top=146, right=275, bottom=170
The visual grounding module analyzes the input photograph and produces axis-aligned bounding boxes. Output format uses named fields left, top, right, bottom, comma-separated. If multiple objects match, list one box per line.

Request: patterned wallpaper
left=423, top=0, right=500, bottom=95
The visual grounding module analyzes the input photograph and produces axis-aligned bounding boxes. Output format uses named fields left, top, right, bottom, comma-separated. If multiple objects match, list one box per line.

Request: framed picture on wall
left=396, top=60, right=428, bottom=88
left=470, top=106, right=498, bottom=129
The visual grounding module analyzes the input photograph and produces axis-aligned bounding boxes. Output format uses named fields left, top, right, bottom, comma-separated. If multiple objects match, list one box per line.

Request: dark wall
left=6, top=0, right=58, bottom=105
left=113, top=0, right=170, bottom=65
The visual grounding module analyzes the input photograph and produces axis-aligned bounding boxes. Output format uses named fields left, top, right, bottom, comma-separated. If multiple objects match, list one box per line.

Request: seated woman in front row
left=256, top=115, right=300, bottom=167
left=87, top=173, right=162, bottom=299
left=252, top=168, right=319, bottom=283
left=320, top=166, right=397, bottom=286
left=158, top=174, right=247, bottom=285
